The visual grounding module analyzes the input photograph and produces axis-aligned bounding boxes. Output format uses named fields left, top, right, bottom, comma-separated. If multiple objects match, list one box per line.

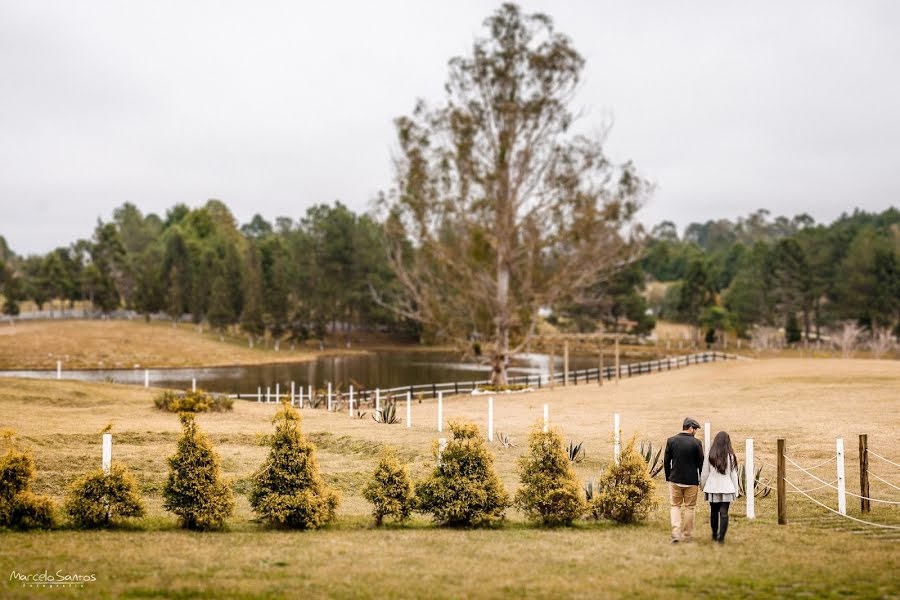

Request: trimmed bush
left=591, top=437, right=657, bottom=524
left=363, top=447, right=415, bottom=525
left=249, top=403, right=339, bottom=529
left=516, top=426, right=587, bottom=526
left=416, top=420, right=510, bottom=527
left=154, top=389, right=232, bottom=413
left=64, top=463, right=145, bottom=528
left=163, top=413, right=235, bottom=530
left=0, top=432, right=55, bottom=529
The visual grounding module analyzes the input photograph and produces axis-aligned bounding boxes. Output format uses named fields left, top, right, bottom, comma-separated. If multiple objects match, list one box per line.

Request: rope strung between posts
left=783, top=478, right=900, bottom=531
left=783, top=454, right=836, bottom=471
left=869, top=471, right=900, bottom=493
left=787, top=479, right=838, bottom=494
left=867, top=450, right=900, bottom=470
left=784, top=456, right=900, bottom=505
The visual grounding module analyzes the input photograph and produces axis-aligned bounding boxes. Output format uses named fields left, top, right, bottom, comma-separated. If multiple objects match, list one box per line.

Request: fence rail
left=229, top=351, right=738, bottom=402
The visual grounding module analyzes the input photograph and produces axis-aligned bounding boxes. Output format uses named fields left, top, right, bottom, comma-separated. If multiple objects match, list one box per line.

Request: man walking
left=664, top=417, right=704, bottom=543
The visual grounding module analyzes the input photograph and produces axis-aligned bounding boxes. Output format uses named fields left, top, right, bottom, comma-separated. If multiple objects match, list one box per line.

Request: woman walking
left=701, top=431, right=739, bottom=543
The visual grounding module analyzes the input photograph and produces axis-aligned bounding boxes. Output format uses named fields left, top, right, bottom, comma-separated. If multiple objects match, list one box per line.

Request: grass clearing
left=1, top=358, right=899, bottom=598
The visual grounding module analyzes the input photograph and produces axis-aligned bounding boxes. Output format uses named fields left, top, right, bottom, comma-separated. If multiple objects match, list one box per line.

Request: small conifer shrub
left=362, top=447, right=415, bottom=525
left=163, top=413, right=235, bottom=530
left=249, top=403, right=339, bottom=529
left=65, top=463, right=145, bottom=528
left=0, top=431, right=54, bottom=529
left=591, top=437, right=657, bottom=524
left=516, top=426, right=587, bottom=526
left=416, top=420, right=510, bottom=527
left=154, top=389, right=232, bottom=413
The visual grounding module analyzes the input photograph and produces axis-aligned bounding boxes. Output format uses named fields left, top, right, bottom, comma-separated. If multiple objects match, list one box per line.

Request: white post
left=56, top=360, right=61, bottom=380
left=614, top=413, right=621, bottom=465
left=376, top=388, right=381, bottom=412
left=144, top=369, right=149, bottom=388
left=704, top=422, right=711, bottom=454
left=192, top=378, right=196, bottom=392
left=298, top=385, right=304, bottom=409
left=307, top=385, right=312, bottom=408
left=257, top=386, right=262, bottom=403
left=438, top=438, right=447, bottom=466
left=437, top=391, right=443, bottom=433
left=543, top=404, right=549, bottom=433
left=406, top=392, right=412, bottom=429
left=349, top=386, right=355, bottom=416
left=275, top=383, right=280, bottom=402
left=327, top=382, right=333, bottom=411
left=101, top=433, right=112, bottom=475
left=836, top=437, right=847, bottom=515
left=266, top=386, right=271, bottom=403
left=487, top=396, right=494, bottom=442
left=290, top=381, right=295, bottom=406
left=745, top=438, right=755, bottom=520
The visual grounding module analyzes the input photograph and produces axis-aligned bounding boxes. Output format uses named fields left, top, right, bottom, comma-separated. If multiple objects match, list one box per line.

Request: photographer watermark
left=9, top=570, right=97, bottom=589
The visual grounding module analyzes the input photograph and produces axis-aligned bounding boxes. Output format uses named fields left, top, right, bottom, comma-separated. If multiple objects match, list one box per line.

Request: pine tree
left=515, top=426, right=587, bottom=526
left=591, top=437, right=657, bottom=524
left=785, top=312, right=802, bottom=345
left=416, top=420, right=510, bottom=527
left=249, top=403, right=339, bottom=529
left=362, top=447, right=416, bottom=525
left=163, top=413, right=234, bottom=530
left=207, top=275, right=235, bottom=339
left=240, top=244, right=266, bottom=346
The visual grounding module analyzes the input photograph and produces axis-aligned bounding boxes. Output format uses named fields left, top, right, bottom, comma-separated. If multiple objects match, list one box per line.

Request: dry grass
left=1, top=358, right=899, bottom=598
left=0, top=320, right=374, bottom=370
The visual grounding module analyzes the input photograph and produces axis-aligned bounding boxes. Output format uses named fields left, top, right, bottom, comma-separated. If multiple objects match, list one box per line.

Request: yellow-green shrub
left=362, top=447, right=415, bottom=525
left=416, top=420, right=510, bottom=527
left=515, top=426, right=587, bottom=526
left=64, top=463, right=145, bottom=528
left=0, top=433, right=55, bottom=529
left=249, top=403, right=339, bottom=529
left=163, top=413, right=235, bottom=530
left=591, top=437, right=657, bottom=524
left=154, top=389, right=232, bottom=413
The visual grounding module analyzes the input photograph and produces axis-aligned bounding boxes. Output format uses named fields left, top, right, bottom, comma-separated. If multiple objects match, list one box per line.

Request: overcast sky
left=2, top=1, right=899, bottom=255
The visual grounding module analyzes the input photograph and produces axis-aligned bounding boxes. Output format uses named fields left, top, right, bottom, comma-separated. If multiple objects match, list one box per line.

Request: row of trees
left=647, top=208, right=900, bottom=341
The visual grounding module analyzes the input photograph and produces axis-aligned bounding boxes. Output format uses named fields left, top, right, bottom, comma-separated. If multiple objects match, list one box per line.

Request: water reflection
left=0, top=350, right=617, bottom=394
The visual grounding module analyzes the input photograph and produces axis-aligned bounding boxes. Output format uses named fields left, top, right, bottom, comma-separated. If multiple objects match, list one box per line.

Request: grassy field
left=0, top=320, right=384, bottom=370
left=1, top=358, right=899, bottom=598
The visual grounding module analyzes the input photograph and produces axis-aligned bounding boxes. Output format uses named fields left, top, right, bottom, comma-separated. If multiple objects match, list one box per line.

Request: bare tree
left=867, top=328, right=896, bottom=359
left=833, top=321, right=863, bottom=358
left=379, top=4, right=649, bottom=384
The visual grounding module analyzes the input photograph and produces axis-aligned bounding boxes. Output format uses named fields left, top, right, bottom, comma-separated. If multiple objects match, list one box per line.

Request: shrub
left=64, top=463, right=145, bottom=528
left=416, top=420, right=510, bottom=527
left=476, top=384, right=527, bottom=393
left=163, top=413, right=235, bottom=530
left=154, top=389, right=232, bottom=413
left=249, top=403, right=339, bottom=529
left=0, top=432, right=55, bottom=529
left=516, top=427, right=587, bottom=526
left=362, top=447, right=416, bottom=525
left=591, top=437, right=657, bottom=524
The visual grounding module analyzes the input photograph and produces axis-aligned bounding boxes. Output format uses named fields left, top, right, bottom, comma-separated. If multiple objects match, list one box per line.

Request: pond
left=0, top=350, right=628, bottom=395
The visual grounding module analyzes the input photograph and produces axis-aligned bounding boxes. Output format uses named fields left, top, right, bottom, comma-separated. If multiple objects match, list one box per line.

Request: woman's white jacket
left=700, top=456, right=739, bottom=495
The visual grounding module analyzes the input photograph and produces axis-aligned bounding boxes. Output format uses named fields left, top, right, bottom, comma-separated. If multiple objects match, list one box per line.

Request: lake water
left=0, top=350, right=624, bottom=395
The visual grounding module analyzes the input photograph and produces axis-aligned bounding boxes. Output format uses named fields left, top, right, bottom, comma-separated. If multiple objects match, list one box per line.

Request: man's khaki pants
left=669, top=483, right=699, bottom=541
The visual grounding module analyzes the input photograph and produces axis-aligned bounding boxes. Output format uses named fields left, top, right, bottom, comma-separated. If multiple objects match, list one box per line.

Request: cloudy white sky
left=1, top=1, right=898, bottom=255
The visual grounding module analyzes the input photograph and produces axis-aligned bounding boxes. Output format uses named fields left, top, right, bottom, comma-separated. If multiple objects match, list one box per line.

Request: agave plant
left=640, top=441, right=664, bottom=478
left=566, top=440, right=585, bottom=463
left=353, top=410, right=367, bottom=420
left=497, top=432, right=515, bottom=448
left=583, top=478, right=595, bottom=502
left=738, top=465, right=772, bottom=498
left=372, top=402, right=401, bottom=425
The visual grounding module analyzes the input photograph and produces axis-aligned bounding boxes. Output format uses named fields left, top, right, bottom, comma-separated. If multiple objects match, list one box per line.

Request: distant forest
left=0, top=202, right=898, bottom=344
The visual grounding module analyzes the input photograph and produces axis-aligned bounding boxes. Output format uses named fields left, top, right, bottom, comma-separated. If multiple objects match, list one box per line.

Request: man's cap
left=683, top=417, right=701, bottom=430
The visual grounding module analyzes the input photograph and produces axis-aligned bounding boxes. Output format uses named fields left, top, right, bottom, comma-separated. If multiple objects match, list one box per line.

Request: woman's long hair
left=709, top=431, right=738, bottom=475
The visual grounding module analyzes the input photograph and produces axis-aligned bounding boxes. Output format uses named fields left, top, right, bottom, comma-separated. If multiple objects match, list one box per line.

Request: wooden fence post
left=836, top=438, right=847, bottom=515
left=777, top=438, right=787, bottom=524
left=859, top=434, right=870, bottom=513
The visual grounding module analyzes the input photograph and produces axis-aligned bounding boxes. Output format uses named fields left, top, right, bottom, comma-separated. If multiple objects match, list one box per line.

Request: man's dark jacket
left=664, top=432, right=704, bottom=485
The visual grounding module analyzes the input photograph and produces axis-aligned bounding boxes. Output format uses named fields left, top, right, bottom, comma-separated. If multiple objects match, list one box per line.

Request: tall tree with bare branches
left=380, top=3, right=649, bottom=384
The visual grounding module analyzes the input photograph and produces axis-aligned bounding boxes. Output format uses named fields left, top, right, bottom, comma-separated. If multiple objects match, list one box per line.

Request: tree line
left=645, top=208, right=900, bottom=342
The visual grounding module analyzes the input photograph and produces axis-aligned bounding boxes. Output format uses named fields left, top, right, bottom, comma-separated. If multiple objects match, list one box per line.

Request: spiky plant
left=566, top=440, right=585, bottom=463
left=639, top=441, right=664, bottom=478
left=738, top=465, right=772, bottom=498
left=373, top=402, right=401, bottom=425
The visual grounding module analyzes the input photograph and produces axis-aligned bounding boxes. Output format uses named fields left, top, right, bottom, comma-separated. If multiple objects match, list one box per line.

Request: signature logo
left=9, top=570, right=97, bottom=588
